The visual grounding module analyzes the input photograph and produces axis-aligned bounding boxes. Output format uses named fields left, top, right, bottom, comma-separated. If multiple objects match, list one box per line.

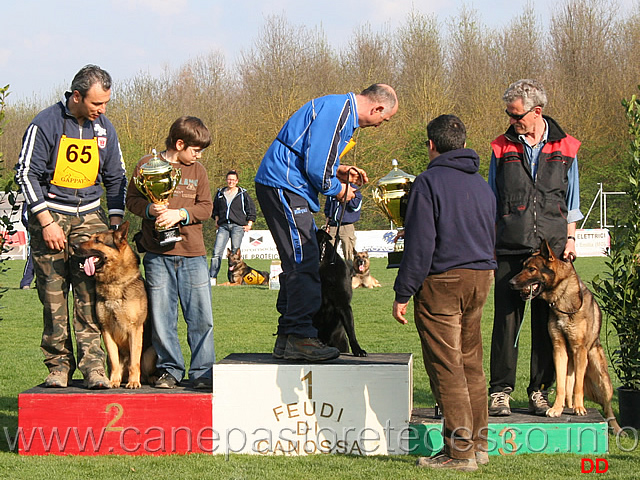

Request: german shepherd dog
left=509, top=240, right=622, bottom=433
left=313, top=229, right=367, bottom=356
left=75, top=221, right=156, bottom=389
left=220, top=248, right=269, bottom=286
left=351, top=250, right=381, bottom=289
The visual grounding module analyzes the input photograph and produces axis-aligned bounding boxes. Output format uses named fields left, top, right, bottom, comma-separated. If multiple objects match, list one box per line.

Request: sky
left=0, top=0, right=636, bottom=104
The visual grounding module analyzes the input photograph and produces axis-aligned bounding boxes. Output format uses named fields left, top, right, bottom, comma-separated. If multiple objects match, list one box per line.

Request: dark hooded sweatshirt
left=394, top=148, right=497, bottom=303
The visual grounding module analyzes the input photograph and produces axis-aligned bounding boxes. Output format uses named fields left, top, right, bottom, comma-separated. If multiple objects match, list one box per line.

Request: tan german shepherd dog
left=509, top=240, right=622, bottom=434
left=75, top=221, right=156, bottom=388
left=351, top=250, right=381, bottom=289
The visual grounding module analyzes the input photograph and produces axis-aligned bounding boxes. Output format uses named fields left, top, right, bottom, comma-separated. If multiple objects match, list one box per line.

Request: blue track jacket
left=255, top=93, right=359, bottom=212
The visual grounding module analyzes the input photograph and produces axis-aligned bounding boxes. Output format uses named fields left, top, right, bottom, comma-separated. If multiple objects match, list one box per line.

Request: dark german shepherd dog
left=313, top=229, right=367, bottom=357
left=75, top=221, right=156, bottom=388
left=509, top=240, right=621, bottom=434
left=220, top=248, right=270, bottom=286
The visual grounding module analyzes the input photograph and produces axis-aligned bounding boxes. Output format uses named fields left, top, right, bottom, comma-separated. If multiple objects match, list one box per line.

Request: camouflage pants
left=29, top=210, right=109, bottom=378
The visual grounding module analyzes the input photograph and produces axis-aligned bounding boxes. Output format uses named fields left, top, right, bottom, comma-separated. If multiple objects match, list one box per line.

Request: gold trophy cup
left=133, top=149, right=183, bottom=246
left=372, top=159, right=415, bottom=268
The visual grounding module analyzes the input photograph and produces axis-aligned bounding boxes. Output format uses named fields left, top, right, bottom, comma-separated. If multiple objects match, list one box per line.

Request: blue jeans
left=143, top=253, right=215, bottom=382
left=209, top=223, right=245, bottom=279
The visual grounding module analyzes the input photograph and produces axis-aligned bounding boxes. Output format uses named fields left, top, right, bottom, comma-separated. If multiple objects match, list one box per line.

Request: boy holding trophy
left=126, top=116, right=215, bottom=389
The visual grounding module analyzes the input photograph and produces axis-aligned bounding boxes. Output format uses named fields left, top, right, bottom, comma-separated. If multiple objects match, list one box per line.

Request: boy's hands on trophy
left=337, top=165, right=368, bottom=186
left=155, top=208, right=182, bottom=228
left=149, top=203, right=167, bottom=218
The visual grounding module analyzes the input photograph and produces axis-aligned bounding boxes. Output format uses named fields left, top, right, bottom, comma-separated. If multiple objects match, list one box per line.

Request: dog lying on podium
left=509, top=240, right=622, bottom=434
left=314, top=229, right=367, bottom=357
left=75, top=221, right=156, bottom=389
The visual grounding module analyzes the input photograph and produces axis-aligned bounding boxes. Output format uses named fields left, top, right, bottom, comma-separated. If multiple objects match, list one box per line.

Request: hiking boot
left=283, top=336, right=340, bottom=362
left=155, top=371, right=179, bottom=389
left=84, top=369, right=110, bottom=389
left=475, top=451, right=489, bottom=465
left=489, top=388, right=513, bottom=416
left=191, top=377, right=212, bottom=390
left=529, top=389, right=551, bottom=416
left=272, top=334, right=288, bottom=359
left=416, top=453, right=478, bottom=472
left=44, top=370, right=71, bottom=388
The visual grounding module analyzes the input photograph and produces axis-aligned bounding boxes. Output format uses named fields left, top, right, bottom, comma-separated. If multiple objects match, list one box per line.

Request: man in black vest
left=487, top=79, right=583, bottom=417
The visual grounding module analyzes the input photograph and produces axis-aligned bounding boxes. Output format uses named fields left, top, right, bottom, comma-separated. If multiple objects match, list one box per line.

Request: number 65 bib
left=51, top=135, right=100, bottom=189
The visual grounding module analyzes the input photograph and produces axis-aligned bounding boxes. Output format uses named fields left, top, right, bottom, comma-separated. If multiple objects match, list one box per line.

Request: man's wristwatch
left=179, top=209, right=188, bottom=222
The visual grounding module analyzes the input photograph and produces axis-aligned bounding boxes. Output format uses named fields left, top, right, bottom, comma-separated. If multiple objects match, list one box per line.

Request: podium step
left=212, top=353, right=414, bottom=455
left=18, top=381, right=212, bottom=455
left=409, top=407, right=609, bottom=456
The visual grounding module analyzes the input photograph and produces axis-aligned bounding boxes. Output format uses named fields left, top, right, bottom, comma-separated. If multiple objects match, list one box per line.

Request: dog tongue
left=83, top=257, right=98, bottom=276
left=358, top=264, right=365, bottom=273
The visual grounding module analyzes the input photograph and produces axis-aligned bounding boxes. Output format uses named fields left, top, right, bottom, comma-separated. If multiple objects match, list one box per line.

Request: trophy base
left=386, top=250, right=404, bottom=269
left=153, top=227, right=183, bottom=246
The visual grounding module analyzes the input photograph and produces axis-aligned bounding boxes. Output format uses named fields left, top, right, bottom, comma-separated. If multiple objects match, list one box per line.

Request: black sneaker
left=416, top=453, right=478, bottom=472
left=489, top=388, right=513, bottom=416
left=155, top=371, right=178, bottom=389
left=528, top=389, right=551, bottom=416
left=283, top=336, right=340, bottom=362
left=191, top=377, right=212, bottom=390
left=272, top=334, right=288, bottom=359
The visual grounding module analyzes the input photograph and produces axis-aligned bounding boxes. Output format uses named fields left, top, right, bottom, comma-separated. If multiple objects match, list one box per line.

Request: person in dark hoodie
left=392, top=114, right=496, bottom=472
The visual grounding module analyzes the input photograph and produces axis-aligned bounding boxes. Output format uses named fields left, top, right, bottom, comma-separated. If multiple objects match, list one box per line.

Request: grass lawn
left=1, top=256, right=639, bottom=478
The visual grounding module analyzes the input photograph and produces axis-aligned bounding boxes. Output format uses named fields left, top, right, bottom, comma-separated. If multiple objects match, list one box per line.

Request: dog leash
left=514, top=298, right=530, bottom=348
left=330, top=167, right=363, bottom=265
left=514, top=252, right=580, bottom=348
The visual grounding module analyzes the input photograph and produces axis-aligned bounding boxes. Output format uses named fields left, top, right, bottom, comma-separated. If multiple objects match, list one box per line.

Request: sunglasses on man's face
left=505, top=107, right=536, bottom=121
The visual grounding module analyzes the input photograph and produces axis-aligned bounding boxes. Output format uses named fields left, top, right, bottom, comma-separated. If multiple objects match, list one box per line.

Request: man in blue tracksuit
left=255, top=84, right=398, bottom=361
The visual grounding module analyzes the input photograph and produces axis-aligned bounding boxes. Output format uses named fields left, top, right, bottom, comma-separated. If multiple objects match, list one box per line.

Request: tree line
left=1, top=0, right=638, bottom=244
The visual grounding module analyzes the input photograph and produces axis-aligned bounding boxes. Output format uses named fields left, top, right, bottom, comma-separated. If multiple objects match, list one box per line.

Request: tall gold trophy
left=372, top=159, right=415, bottom=268
left=133, top=149, right=183, bottom=246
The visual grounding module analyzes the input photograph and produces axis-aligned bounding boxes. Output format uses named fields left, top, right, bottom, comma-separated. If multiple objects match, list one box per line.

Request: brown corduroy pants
left=413, top=268, right=493, bottom=459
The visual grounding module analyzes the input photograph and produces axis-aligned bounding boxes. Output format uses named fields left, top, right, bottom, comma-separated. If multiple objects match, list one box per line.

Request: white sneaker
left=210, top=278, right=216, bottom=286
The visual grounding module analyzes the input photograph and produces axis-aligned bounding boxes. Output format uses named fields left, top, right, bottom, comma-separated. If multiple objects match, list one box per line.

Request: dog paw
left=125, top=381, right=142, bottom=389
left=546, top=406, right=563, bottom=418
left=353, top=349, right=368, bottom=357
left=110, top=380, right=121, bottom=389
left=573, top=405, right=587, bottom=416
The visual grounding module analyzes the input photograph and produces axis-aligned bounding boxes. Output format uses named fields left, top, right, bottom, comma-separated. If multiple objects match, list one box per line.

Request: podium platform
left=410, top=407, right=609, bottom=457
left=212, top=353, right=413, bottom=456
left=17, top=352, right=610, bottom=457
left=18, top=381, right=212, bottom=455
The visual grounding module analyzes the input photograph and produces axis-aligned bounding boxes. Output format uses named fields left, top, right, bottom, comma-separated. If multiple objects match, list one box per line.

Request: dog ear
left=540, top=239, right=556, bottom=261
left=114, top=221, right=130, bottom=243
